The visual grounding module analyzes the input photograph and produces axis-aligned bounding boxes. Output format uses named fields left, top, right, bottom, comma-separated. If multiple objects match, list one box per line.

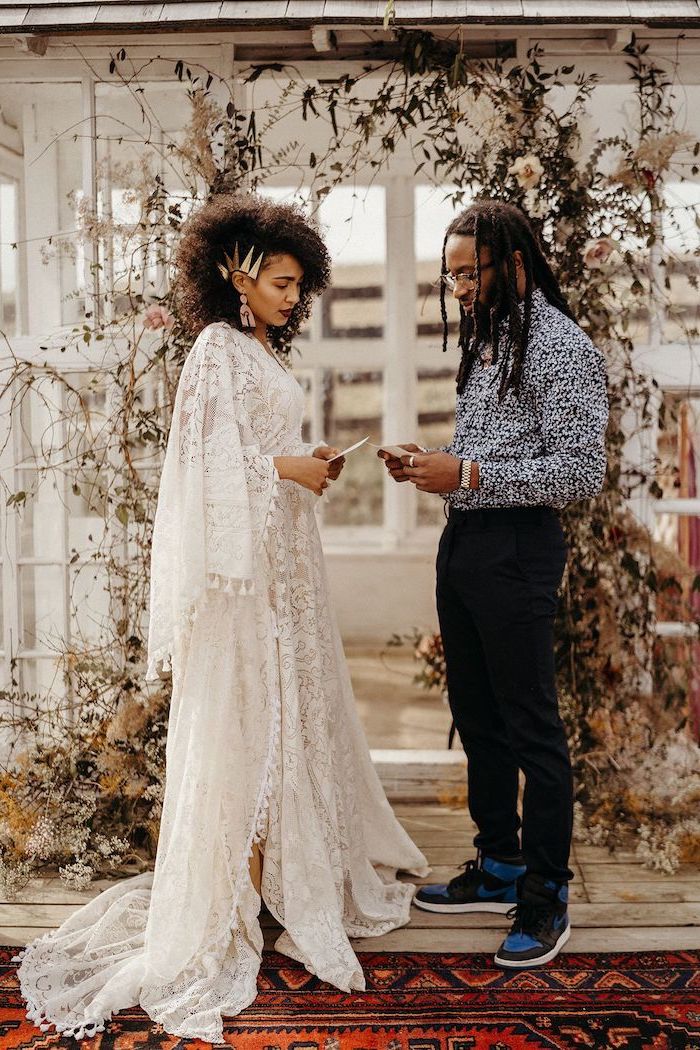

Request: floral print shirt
left=443, top=288, right=609, bottom=510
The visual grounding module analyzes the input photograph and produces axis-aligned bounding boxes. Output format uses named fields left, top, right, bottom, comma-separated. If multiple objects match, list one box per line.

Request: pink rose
left=143, top=304, right=175, bottom=331
left=582, top=237, right=617, bottom=269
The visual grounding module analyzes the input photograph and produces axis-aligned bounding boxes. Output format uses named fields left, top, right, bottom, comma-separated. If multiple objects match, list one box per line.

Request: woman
left=14, top=193, right=429, bottom=1042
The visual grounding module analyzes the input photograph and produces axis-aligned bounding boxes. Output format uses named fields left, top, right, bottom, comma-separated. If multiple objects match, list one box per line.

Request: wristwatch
left=460, top=458, right=478, bottom=490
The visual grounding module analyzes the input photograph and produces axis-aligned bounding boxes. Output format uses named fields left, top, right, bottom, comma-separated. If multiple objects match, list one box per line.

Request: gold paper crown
left=217, top=241, right=264, bottom=283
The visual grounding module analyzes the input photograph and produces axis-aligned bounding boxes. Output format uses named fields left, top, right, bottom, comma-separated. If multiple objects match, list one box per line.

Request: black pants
left=436, top=505, right=574, bottom=884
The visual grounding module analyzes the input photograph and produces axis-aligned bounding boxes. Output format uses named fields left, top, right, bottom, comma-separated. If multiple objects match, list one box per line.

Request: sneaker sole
left=413, top=897, right=513, bottom=915
left=494, top=922, right=571, bottom=968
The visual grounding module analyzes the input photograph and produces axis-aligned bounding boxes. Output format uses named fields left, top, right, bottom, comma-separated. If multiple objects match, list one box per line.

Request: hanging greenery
left=1, top=30, right=699, bottom=894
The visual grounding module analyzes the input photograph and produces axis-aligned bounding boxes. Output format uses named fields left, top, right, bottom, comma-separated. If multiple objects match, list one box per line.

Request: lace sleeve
left=146, top=324, right=278, bottom=680
left=178, top=324, right=279, bottom=575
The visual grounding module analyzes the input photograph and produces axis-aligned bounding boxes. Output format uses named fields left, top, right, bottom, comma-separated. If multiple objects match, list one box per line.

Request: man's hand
left=378, top=443, right=422, bottom=483
left=399, top=450, right=462, bottom=493
left=313, top=445, right=345, bottom=480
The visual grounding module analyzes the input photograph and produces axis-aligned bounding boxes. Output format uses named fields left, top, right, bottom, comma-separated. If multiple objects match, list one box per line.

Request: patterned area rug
left=2, top=948, right=699, bottom=1048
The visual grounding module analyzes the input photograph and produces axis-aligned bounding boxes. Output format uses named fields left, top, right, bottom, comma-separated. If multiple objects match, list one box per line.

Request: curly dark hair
left=439, top=199, right=573, bottom=397
left=174, top=192, right=332, bottom=354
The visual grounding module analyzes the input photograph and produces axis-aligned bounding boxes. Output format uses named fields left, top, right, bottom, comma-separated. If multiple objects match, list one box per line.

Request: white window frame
left=2, top=53, right=699, bottom=692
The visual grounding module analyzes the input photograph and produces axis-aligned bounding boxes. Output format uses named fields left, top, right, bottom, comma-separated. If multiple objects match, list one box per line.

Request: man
left=381, top=200, right=608, bottom=969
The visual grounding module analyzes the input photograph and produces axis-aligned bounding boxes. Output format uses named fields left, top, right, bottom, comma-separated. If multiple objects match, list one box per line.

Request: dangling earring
left=239, top=291, right=256, bottom=329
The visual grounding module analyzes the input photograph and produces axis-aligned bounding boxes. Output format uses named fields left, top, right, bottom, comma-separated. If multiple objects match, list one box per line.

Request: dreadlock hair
left=439, top=200, right=573, bottom=397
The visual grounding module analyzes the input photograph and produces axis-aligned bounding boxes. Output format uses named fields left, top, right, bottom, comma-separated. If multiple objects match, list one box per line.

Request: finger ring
left=409, top=455, right=415, bottom=468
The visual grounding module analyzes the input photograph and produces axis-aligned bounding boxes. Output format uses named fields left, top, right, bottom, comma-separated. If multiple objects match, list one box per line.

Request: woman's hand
left=274, top=455, right=332, bottom=496
left=313, top=445, right=345, bottom=480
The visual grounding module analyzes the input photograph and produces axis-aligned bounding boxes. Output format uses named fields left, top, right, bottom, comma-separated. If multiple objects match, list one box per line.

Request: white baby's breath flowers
left=59, top=859, right=95, bottom=891
left=523, top=188, right=547, bottom=218
left=25, top=815, right=57, bottom=860
left=0, top=858, right=33, bottom=900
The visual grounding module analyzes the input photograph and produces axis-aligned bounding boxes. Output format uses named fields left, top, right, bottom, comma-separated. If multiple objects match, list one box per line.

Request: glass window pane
left=18, top=374, right=63, bottom=465
left=319, top=186, right=385, bottom=339
left=65, top=367, right=109, bottom=462
left=416, top=367, right=456, bottom=526
left=662, top=180, right=700, bottom=343
left=415, top=184, right=468, bottom=344
left=70, top=564, right=109, bottom=647
left=320, top=368, right=383, bottom=526
left=56, top=103, right=85, bottom=326
left=19, top=565, right=64, bottom=651
left=0, top=83, right=85, bottom=327
left=19, top=656, right=66, bottom=701
left=18, top=373, right=109, bottom=557
left=17, top=469, right=64, bottom=560
left=67, top=483, right=108, bottom=559
left=95, top=80, right=207, bottom=317
left=0, top=178, right=18, bottom=336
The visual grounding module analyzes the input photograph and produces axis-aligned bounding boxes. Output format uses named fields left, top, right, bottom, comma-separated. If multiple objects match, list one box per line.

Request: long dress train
left=14, top=320, right=429, bottom=1043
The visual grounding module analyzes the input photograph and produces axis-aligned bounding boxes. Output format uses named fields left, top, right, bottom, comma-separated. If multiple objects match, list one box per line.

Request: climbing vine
left=1, top=31, right=699, bottom=892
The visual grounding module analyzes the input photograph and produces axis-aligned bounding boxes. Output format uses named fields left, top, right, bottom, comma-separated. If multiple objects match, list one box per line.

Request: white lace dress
left=14, top=321, right=429, bottom=1044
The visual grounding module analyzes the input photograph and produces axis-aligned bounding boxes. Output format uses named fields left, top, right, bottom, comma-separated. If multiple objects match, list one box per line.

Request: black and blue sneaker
left=413, top=852, right=526, bottom=914
left=494, top=872, right=570, bottom=968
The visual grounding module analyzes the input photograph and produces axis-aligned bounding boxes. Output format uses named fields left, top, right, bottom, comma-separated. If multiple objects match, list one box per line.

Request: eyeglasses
left=440, top=262, right=495, bottom=290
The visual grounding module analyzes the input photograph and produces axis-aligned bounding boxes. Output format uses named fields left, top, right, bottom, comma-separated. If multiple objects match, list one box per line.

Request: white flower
left=25, top=815, right=57, bottom=860
left=523, top=188, right=547, bottom=219
left=507, top=153, right=544, bottom=190
left=583, top=237, right=617, bottom=269
left=58, top=859, right=94, bottom=891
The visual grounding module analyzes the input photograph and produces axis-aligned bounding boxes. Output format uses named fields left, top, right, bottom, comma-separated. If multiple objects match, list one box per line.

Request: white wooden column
left=383, top=175, right=416, bottom=546
left=81, top=76, right=99, bottom=323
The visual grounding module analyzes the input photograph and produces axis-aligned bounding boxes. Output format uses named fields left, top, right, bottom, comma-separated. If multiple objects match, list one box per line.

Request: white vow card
left=327, top=436, right=370, bottom=462
left=369, top=442, right=428, bottom=458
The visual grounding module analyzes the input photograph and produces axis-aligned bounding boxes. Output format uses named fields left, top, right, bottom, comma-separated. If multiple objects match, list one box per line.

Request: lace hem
left=13, top=993, right=105, bottom=1041
left=11, top=941, right=108, bottom=1039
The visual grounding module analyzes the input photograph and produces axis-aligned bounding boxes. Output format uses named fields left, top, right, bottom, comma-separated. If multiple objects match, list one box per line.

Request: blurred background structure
left=0, top=0, right=699, bottom=757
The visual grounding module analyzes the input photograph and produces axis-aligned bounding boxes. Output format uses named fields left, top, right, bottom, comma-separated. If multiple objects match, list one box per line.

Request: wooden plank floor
left=1, top=802, right=699, bottom=953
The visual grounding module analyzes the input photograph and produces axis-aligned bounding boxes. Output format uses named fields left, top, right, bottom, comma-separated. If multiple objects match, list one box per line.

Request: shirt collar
left=498, top=287, right=548, bottom=335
